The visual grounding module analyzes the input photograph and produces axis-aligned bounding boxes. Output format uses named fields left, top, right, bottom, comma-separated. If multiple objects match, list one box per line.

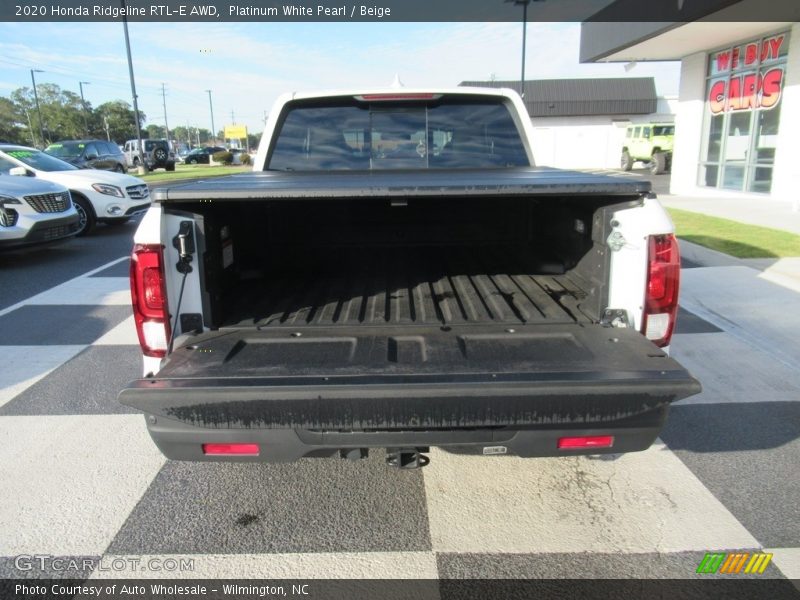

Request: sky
left=0, top=21, right=681, bottom=136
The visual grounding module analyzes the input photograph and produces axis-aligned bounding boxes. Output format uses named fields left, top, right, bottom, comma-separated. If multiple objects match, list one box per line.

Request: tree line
left=0, top=83, right=242, bottom=148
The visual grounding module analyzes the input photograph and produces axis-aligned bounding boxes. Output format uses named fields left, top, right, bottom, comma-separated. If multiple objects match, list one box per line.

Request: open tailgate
left=119, top=324, right=700, bottom=430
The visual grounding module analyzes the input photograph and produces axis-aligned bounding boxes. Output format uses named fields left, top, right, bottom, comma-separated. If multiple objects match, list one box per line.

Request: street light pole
left=205, top=89, right=216, bottom=144
left=30, top=69, right=45, bottom=147
left=506, top=0, right=534, bottom=98
left=79, top=81, right=90, bottom=137
left=121, top=0, right=147, bottom=173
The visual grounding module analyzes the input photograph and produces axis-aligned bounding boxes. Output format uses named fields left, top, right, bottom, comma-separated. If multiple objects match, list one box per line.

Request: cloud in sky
left=0, top=22, right=680, bottom=135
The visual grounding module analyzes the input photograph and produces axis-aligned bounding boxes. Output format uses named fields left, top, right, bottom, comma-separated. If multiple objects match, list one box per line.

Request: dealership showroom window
left=700, top=31, right=789, bottom=193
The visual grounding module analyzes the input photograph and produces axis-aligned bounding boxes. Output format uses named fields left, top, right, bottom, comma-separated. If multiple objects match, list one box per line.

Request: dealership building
left=461, top=77, right=676, bottom=170
left=581, top=20, right=800, bottom=206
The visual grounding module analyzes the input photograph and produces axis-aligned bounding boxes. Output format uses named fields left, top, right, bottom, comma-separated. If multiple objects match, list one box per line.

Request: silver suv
left=0, top=168, right=80, bottom=249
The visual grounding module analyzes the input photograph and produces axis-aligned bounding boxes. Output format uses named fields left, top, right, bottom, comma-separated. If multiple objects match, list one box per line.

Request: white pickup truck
left=119, top=88, right=699, bottom=468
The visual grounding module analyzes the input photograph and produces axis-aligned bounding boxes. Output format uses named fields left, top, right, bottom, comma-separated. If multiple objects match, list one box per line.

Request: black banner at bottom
left=3, top=578, right=800, bottom=600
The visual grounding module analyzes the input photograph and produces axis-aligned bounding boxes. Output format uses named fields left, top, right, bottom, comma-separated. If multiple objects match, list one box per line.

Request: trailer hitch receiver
left=386, top=447, right=430, bottom=469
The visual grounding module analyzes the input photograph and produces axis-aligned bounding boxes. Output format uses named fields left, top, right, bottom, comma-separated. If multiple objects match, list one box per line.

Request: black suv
left=124, top=139, right=176, bottom=171
left=44, top=140, right=128, bottom=173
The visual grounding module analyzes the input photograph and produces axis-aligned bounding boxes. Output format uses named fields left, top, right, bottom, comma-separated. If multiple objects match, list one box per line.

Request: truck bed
left=221, top=244, right=590, bottom=328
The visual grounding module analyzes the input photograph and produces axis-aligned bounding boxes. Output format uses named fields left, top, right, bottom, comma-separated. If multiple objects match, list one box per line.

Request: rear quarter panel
left=607, top=197, right=675, bottom=332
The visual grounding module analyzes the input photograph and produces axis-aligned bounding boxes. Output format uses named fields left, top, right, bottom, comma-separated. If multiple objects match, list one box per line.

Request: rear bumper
left=120, top=370, right=699, bottom=463
left=138, top=405, right=670, bottom=462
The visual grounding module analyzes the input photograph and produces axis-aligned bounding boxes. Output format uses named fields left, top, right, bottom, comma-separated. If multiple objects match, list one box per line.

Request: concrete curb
left=678, top=239, right=742, bottom=268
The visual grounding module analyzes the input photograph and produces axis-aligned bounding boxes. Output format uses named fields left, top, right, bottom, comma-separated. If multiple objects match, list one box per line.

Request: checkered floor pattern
left=1, top=256, right=798, bottom=582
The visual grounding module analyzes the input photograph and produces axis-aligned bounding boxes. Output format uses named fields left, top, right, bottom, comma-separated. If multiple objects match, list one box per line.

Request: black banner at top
left=3, top=0, right=800, bottom=22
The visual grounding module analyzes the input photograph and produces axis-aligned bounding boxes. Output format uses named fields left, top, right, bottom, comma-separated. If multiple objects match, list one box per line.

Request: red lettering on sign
left=716, top=51, right=730, bottom=72
left=727, top=76, right=742, bottom=111
left=741, top=74, right=758, bottom=109
left=732, top=47, right=740, bottom=69
left=745, top=44, right=758, bottom=65
left=709, top=80, right=726, bottom=114
left=769, top=36, right=784, bottom=60
left=761, top=68, right=783, bottom=109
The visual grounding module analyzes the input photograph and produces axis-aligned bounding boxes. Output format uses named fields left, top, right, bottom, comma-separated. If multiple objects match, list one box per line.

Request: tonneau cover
left=153, top=167, right=651, bottom=202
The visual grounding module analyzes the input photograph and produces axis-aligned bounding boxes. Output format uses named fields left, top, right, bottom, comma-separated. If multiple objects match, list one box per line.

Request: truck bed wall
left=170, top=195, right=632, bottom=332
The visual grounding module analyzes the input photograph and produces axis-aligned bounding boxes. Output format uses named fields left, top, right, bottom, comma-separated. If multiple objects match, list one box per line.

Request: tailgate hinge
left=601, top=308, right=633, bottom=329
left=606, top=230, right=627, bottom=252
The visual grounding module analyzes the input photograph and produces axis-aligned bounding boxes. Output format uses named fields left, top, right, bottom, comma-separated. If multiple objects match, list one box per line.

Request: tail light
left=130, top=244, right=171, bottom=358
left=202, top=443, right=260, bottom=456
left=558, top=436, right=614, bottom=450
left=642, top=234, right=680, bottom=347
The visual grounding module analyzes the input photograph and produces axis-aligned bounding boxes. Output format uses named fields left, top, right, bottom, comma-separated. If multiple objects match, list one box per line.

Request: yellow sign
left=224, top=125, right=247, bottom=139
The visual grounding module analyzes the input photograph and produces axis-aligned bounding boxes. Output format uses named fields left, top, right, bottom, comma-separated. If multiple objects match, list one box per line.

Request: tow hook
left=386, top=447, right=430, bottom=469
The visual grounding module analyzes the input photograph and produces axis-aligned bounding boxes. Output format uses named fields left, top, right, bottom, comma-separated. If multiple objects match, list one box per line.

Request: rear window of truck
left=267, top=96, right=529, bottom=171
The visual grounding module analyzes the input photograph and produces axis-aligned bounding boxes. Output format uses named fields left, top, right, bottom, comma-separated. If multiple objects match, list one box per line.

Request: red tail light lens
left=558, top=436, right=615, bottom=450
left=202, top=443, right=260, bottom=456
left=642, top=234, right=680, bottom=347
left=130, top=244, right=171, bottom=358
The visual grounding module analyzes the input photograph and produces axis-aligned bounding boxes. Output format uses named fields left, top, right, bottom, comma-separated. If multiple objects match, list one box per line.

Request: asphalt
left=0, top=219, right=136, bottom=310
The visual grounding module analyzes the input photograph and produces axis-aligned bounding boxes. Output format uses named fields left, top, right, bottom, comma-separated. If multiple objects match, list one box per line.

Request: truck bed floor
left=221, top=245, right=592, bottom=328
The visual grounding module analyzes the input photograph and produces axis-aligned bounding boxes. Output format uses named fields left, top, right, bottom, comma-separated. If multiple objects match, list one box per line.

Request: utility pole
left=24, top=109, right=35, bottom=146
left=30, top=69, right=45, bottom=147
left=205, top=90, right=216, bottom=144
left=122, top=0, right=147, bottom=173
left=160, top=83, right=170, bottom=144
left=103, top=116, right=111, bottom=141
left=79, top=81, right=90, bottom=137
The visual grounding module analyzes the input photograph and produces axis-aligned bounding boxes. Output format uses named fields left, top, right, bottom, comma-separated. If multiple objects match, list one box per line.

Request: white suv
left=0, top=169, right=79, bottom=249
left=0, top=144, right=151, bottom=236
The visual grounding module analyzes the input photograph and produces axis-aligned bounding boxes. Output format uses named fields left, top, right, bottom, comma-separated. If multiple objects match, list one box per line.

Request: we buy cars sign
left=708, top=34, right=786, bottom=114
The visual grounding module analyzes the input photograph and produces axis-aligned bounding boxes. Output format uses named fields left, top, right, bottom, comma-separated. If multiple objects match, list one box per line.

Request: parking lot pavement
left=0, top=244, right=798, bottom=585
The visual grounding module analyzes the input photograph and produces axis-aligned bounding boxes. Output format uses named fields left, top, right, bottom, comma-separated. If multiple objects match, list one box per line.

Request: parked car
left=44, top=140, right=127, bottom=173
left=0, top=144, right=151, bottom=236
left=119, top=87, right=700, bottom=468
left=123, top=139, right=176, bottom=171
left=175, top=147, right=191, bottom=163
left=0, top=163, right=79, bottom=249
left=621, top=123, right=675, bottom=175
left=183, top=146, right=226, bottom=164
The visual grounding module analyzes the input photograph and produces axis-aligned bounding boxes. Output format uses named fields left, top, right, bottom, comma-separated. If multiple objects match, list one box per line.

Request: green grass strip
left=667, top=208, right=800, bottom=258
left=138, top=164, right=250, bottom=182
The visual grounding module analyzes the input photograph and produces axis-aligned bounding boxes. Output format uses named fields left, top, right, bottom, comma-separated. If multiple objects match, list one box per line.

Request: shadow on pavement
left=661, top=401, right=800, bottom=453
